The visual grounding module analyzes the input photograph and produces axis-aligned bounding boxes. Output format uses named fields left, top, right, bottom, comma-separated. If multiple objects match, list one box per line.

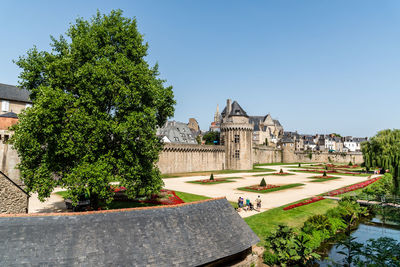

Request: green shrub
left=279, top=168, right=283, bottom=174
left=298, top=163, right=301, bottom=167
left=260, top=178, right=267, bottom=187
left=323, top=171, right=327, bottom=177
left=210, top=173, right=214, bottom=180
left=349, top=161, right=353, bottom=166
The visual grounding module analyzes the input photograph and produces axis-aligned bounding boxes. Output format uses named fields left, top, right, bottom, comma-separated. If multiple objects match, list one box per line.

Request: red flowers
left=142, top=189, right=184, bottom=205
left=246, top=184, right=280, bottom=190
left=196, top=178, right=225, bottom=183
left=325, top=176, right=381, bottom=196
left=283, top=196, right=324, bottom=210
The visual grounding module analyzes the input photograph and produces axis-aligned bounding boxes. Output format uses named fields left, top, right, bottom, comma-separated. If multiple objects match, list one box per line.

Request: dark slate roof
left=0, top=83, right=32, bottom=103
left=0, top=112, right=18, bottom=118
left=0, top=198, right=259, bottom=267
left=229, top=101, right=248, bottom=117
left=249, top=116, right=264, bottom=131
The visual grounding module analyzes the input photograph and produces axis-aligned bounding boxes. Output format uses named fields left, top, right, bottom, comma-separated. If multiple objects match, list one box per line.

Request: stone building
left=250, top=114, right=284, bottom=146
left=220, top=99, right=253, bottom=170
left=0, top=83, right=32, bottom=115
left=157, top=120, right=197, bottom=144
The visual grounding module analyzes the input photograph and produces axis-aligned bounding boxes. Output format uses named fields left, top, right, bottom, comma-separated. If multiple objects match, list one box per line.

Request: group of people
left=237, top=195, right=262, bottom=212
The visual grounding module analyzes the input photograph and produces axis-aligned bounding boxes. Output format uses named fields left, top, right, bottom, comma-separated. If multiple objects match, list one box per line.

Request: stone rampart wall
left=158, top=144, right=225, bottom=174
left=291, top=151, right=364, bottom=164
left=252, top=146, right=281, bottom=164
left=0, top=131, right=21, bottom=185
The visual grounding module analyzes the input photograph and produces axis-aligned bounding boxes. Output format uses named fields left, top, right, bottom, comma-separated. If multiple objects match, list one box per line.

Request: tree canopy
left=362, top=129, right=400, bottom=194
left=202, top=131, right=220, bottom=145
left=12, top=10, right=175, bottom=207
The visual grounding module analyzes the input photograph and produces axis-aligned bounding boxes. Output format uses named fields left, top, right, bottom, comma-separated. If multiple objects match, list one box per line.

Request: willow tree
left=12, top=10, right=175, bottom=207
left=362, top=129, right=400, bottom=194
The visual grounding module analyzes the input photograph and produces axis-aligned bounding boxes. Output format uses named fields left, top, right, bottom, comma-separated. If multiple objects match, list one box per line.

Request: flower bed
left=139, top=190, right=184, bottom=205
left=283, top=196, right=325, bottom=210
left=309, top=175, right=337, bottom=179
left=238, top=183, right=304, bottom=193
left=246, top=184, right=280, bottom=190
left=110, top=187, right=184, bottom=205
left=187, top=178, right=235, bottom=184
left=324, top=176, right=381, bottom=196
left=269, top=172, right=295, bottom=176
left=295, top=169, right=362, bottom=175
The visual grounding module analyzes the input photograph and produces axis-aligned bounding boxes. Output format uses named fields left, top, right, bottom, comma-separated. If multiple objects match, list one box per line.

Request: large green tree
left=362, top=129, right=400, bottom=194
left=12, top=10, right=175, bottom=207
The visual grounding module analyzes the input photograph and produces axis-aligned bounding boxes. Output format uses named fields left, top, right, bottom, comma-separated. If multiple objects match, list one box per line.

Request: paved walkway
left=28, top=187, right=67, bottom=213
left=163, top=164, right=374, bottom=218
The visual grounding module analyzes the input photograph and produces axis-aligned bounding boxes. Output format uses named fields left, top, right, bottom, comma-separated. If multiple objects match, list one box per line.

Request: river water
left=318, top=217, right=400, bottom=266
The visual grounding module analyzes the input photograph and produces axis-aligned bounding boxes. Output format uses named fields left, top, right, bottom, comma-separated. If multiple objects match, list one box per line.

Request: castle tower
left=279, top=138, right=295, bottom=163
left=220, top=99, right=253, bottom=170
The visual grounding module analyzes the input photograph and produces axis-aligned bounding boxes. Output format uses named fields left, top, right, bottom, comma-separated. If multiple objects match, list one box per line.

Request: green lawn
left=253, top=162, right=306, bottom=166
left=244, top=199, right=338, bottom=245
left=173, top=190, right=238, bottom=208
left=186, top=179, right=235, bottom=185
left=289, top=169, right=371, bottom=177
left=237, top=183, right=304, bottom=193
left=309, top=177, right=340, bottom=182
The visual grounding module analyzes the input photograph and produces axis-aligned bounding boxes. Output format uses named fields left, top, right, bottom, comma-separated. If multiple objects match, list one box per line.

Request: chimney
left=226, top=99, right=232, bottom=115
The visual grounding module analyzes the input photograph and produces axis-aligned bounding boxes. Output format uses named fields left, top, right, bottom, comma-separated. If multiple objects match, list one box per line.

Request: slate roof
left=229, top=101, right=248, bottom=117
left=0, top=112, right=18, bottom=118
left=0, top=198, right=259, bottom=267
left=157, top=121, right=197, bottom=144
left=0, top=83, right=31, bottom=103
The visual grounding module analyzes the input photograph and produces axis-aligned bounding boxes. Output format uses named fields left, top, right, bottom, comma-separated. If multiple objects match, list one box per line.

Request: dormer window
left=2, top=100, right=9, bottom=112
left=235, top=110, right=240, bottom=114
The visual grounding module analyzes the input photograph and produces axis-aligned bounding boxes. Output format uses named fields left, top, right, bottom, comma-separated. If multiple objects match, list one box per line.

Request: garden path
left=163, top=164, right=374, bottom=218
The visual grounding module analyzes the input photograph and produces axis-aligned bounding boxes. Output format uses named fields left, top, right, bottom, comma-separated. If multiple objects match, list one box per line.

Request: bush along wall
left=263, top=196, right=369, bottom=266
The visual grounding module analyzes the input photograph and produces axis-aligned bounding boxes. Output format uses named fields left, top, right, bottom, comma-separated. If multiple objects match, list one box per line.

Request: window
left=234, top=150, right=240, bottom=159
left=25, top=103, right=32, bottom=109
left=234, top=134, right=240, bottom=143
left=2, top=100, right=9, bottom=112
left=3, top=135, right=9, bottom=144
left=174, top=137, right=179, bottom=141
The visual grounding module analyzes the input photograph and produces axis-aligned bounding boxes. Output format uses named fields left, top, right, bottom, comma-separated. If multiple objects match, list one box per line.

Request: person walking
left=256, top=195, right=262, bottom=210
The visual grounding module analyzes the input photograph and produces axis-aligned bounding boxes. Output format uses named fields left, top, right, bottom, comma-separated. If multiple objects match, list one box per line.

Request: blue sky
left=1, top=1, right=400, bottom=137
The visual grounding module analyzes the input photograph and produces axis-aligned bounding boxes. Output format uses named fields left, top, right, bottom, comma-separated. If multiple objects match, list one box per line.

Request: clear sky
left=1, top=1, right=400, bottom=137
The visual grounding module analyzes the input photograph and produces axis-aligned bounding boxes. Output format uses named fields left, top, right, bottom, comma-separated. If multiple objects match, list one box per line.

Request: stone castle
left=157, top=99, right=363, bottom=173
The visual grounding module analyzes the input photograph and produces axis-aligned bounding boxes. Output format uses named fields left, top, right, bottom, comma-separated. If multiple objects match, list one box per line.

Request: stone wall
left=158, top=144, right=225, bottom=174
left=252, top=146, right=281, bottom=164
left=0, top=130, right=21, bottom=185
left=291, top=151, right=364, bottom=164
left=0, top=173, right=29, bottom=214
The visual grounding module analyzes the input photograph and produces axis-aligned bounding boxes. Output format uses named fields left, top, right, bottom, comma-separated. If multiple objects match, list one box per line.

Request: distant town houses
left=281, top=132, right=367, bottom=152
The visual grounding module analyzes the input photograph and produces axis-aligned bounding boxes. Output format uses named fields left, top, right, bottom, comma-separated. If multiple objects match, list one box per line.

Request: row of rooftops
left=282, top=131, right=368, bottom=144
left=0, top=83, right=31, bottom=103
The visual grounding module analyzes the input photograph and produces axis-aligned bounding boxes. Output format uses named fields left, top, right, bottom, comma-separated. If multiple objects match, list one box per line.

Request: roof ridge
left=0, top=196, right=227, bottom=218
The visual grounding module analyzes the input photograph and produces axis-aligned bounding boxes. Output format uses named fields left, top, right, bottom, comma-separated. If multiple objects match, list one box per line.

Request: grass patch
left=309, top=177, right=340, bottom=182
left=289, top=169, right=371, bottom=177
left=237, top=183, right=304, bottom=193
left=186, top=179, right=235, bottom=185
left=252, top=173, right=295, bottom=177
left=253, top=162, right=305, bottom=166
left=244, top=199, right=338, bottom=245
left=55, top=191, right=69, bottom=199
left=162, top=168, right=275, bottom=178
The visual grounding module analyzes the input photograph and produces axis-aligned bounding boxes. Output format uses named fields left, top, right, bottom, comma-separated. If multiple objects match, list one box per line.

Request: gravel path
left=163, top=164, right=373, bottom=218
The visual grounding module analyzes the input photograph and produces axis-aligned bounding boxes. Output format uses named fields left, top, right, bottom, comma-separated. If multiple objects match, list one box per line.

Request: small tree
left=298, top=163, right=301, bottom=167
left=210, top=173, right=214, bottom=181
left=279, top=169, right=284, bottom=174
left=323, top=171, right=327, bottom=177
left=308, top=152, right=312, bottom=160
left=349, top=161, right=353, bottom=166
left=260, top=178, right=267, bottom=187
